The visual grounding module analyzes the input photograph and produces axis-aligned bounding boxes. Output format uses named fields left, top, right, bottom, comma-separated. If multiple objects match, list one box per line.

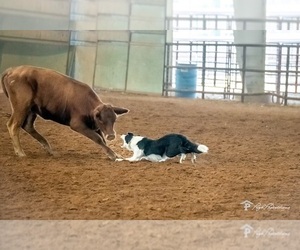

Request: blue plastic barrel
left=175, top=64, right=197, bottom=98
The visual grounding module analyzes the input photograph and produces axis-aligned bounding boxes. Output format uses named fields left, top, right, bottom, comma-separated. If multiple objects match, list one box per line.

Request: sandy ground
left=0, top=91, right=299, bottom=220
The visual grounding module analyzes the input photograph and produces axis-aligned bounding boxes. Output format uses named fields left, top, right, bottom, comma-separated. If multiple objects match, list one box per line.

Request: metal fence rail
left=167, top=15, right=300, bottom=30
left=163, top=42, right=300, bottom=105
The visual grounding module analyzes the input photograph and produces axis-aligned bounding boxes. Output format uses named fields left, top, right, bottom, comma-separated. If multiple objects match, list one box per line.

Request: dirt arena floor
left=0, top=91, right=299, bottom=220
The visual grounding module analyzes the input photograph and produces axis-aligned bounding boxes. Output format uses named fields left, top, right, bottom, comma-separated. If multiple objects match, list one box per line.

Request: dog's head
left=120, top=132, right=134, bottom=151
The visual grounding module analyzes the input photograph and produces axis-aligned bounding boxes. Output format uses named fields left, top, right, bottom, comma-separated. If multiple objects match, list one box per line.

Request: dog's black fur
left=120, top=132, right=208, bottom=163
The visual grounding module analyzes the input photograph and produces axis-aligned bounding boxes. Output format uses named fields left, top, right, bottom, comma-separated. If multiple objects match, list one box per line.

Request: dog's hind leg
left=179, top=153, right=186, bottom=164
left=191, top=153, right=197, bottom=163
left=22, top=112, right=53, bottom=155
left=165, top=145, right=185, bottom=163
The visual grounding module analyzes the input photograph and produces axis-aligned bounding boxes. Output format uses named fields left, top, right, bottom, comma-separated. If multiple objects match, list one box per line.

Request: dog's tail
left=1, top=68, right=10, bottom=97
left=196, top=144, right=209, bottom=154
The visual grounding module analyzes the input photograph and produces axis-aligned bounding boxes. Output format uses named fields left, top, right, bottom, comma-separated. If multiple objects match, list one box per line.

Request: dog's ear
left=125, top=132, right=134, bottom=144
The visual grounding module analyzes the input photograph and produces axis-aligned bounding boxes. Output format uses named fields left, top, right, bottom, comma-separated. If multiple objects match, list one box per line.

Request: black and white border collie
left=119, top=132, right=208, bottom=163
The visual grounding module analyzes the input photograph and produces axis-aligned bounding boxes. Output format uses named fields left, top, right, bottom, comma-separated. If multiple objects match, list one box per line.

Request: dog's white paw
left=115, top=158, right=124, bottom=162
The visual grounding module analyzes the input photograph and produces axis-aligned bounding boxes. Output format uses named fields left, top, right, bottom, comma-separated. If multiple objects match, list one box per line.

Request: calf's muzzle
left=106, top=134, right=116, bottom=141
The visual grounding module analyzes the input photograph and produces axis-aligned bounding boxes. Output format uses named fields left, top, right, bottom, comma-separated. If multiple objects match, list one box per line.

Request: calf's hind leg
left=7, top=110, right=28, bottom=157
left=5, top=80, right=35, bottom=157
left=22, top=112, right=53, bottom=155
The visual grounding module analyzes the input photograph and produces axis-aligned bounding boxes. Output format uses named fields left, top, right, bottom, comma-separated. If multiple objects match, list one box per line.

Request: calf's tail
left=1, top=69, right=10, bottom=97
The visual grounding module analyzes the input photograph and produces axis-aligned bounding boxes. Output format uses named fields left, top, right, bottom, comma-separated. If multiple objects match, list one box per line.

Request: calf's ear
left=113, top=107, right=129, bottom=116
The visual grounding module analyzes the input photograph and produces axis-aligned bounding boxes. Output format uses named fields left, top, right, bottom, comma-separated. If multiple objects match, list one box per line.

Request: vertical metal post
left=295, top=43, right=299, bottom=93
left=91, top=0, right=99, bottom=89
left=92, top=35, right=99, bottom=89
left=189, top=41, right=192, bottom=63
left=124, top=31, right=132, bottom=92
left=66, top=31, right=73, bottom=76
left=235, top=55, right=238, bottom=89
left=241, top=45, right=247, bottom=103
left=66, top=0, right=72, bottom=76
left=276, top=45, right=282, bottom=104
left=176, top=41, right=179, bottom=63
left=214, top=42, right=218, bottom=86
left=163, top=43, right=170, bottom=96
left=162, top=0, right=168, bottom=96
left=284, top=46, right=290, bottom=106
left=124, top=2, right=132, bottom=92
left=202, top=42, right=206, bottom=99
left=243, top=20, right=246, bottom=30
left=225, top=42, right=232, bottom=98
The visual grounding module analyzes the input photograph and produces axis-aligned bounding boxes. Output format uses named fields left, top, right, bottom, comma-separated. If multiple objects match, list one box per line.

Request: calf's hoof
left=15, top=151, right=26, bottom=157
left=108, top=153, right=117, bottom=161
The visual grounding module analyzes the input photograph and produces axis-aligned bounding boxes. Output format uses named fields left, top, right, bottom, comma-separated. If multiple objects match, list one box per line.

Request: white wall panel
left=98, top=0, right=130, bottom=16
left=94, top=42, right=129, bottom=90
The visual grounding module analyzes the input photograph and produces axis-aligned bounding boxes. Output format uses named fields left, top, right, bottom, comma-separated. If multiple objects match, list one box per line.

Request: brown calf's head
left=93, top=104, right=129, bottom=141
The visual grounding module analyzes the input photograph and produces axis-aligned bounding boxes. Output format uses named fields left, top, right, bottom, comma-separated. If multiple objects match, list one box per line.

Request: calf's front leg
left=70, top=122, right=117, bottom=161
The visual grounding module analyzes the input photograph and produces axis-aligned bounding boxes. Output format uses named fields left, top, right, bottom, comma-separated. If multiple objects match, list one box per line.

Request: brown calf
left=1, top=65, right=129, bottom=160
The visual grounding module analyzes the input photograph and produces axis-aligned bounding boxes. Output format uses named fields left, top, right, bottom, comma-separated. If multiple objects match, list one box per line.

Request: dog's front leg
left=125, top=152, right=142, bottom=162
left=125, top=156, right=140, bottom=162
left=125, top=149, right=143, bottom=162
